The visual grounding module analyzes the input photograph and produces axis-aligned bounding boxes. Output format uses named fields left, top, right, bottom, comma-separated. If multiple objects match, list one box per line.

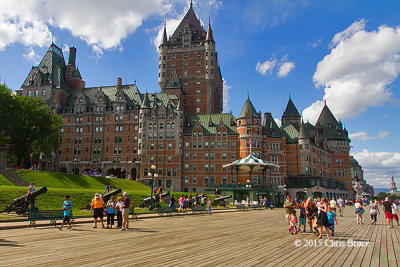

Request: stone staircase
left=0, top=168, right=28, bottom=186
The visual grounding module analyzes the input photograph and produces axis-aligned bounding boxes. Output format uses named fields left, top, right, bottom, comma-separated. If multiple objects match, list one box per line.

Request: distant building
left=350, top=156, right=374, bottom=197
left=16, top=3, right=359, bottom=200
left=389, top=176, right=400, bottom=196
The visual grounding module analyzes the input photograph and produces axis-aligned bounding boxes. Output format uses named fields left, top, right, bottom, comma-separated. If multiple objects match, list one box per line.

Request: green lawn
left=0, top=174, right=13, bottom=186
left=16, top=170, right=150, bottom=192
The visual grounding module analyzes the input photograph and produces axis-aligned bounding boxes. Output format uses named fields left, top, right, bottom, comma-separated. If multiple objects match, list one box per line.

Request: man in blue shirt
left=58, top=195, right=72, bottom=230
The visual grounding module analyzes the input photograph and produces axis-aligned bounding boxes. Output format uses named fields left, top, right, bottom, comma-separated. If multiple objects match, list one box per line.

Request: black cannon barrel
left=102, top=188, right=122, bottom=203
left=213, top=195, right=232, bottom=202
left=142, top=192, right=170, bottom=202
left=4, top=186, right=48, bottom=213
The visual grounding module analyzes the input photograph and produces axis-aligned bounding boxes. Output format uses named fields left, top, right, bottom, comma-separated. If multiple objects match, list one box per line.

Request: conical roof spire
left=206, top=15, right=214, bottom=42
left=238, top=96, right=261, bottom=119
left=282, top=98, right=301, bottom=118
left=161, top=22, right=168, bottom=46
left=299, top=120, right=308, bottom=139
left=176, top=97, right=183, bottom=111
left=141, top=92, right=151, bottom=109
left=316, top=104, right=338, bottom=129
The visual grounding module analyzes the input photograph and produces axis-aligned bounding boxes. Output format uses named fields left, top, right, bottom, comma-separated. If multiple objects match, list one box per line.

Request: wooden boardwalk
left=0, top=207, right=399, bottom=266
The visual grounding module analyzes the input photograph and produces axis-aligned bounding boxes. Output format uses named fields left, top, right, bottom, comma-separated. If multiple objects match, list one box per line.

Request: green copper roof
left=282, top=98, right=301, bottom=118
left=282, top=122, right=299, bottom=143
left=72, top=68, right=82, bottom=78
left=22, top=43, right=66, bottom=88
left=238, top=97, right=261, bottom=119
left=184, top=113, right=237, bottom=135
left=298, top=120, right=308, bottom=139
left=64, top=84, right=177, bottom=111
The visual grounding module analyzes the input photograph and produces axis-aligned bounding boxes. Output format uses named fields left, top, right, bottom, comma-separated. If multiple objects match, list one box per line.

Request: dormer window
left=328, top=123, right=332, bottom=129
left=247, top=118, right=251, bottom=125
left=209, top=122, right=213, bottom=127
left=119, top=96, right=122, bottom=101
left=98, top=97, right=102, bottom=102
left=79, top=98, right=82, bottom=103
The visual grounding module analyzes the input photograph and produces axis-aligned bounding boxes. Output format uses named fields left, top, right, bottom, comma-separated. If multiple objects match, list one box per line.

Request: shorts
left=93, top=208, right=104, bottom=219
left=299, top=217, right=306, bottom=225
left=393, top=214, right=399, bottom=221
left=63, top=215, right=70, bottom=222
left=338, top=206, right=344, bottom=210
left=384, top=212, right=393, bottom=219
left=286, top=214, right=290, bottom=220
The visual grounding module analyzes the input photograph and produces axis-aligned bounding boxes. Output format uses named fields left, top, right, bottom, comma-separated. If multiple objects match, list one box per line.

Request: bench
left=28, top=210, right=75, bottom=228
left=129, top=207, right=138, bottom=220
left=236, top=204, right=248, bottom=211
left=157, top=206, right=177, bottom=217
left=191, top=206, right=207, bottom=215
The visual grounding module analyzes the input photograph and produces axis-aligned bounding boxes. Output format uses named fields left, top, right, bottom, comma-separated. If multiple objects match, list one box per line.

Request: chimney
left=68, top=46, right=77, bottom=66
left=117, top=77, right=122, bottom=90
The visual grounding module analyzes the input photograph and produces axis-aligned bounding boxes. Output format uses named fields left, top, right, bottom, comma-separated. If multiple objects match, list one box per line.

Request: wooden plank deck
left=0, top=207, right=399, bottom=266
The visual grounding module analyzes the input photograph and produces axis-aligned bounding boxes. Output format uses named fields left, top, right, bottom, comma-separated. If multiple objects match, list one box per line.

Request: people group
left=284, top=194, right=400, bottom=239
left=176, top=193, right=210, bottom=213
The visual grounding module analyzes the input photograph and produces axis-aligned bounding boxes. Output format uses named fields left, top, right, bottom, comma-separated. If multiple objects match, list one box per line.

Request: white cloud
left=353, top=149, right=400, bottom=188
left=256, top=54, right=295, bottom=77
left=350, top=130, right=389, bottom=141
left=274, top=118, right=282, bottom=127
left=303, top=20, right=400, bottom=124
left=256, top=58, right=277, bottom=75
left=22, top=47, right=41, bottom=64
left=306, top=38, right=322, bottom=49
left=222, top=78, right=231, bottom=113
left=277, top=61, right=295, bottom=77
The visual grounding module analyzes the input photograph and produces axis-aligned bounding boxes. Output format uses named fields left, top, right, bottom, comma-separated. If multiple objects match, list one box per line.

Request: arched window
left=27, top=90, right=31, bottom=96
left=171, top=123, right=175, bottom=129
left=160, top=123, right=164, bottom=129
left=34, top=90, right=39, bottom=96
left=166, top=123, right=170, bottom=129
left=42, top=89, right=46, bottom=96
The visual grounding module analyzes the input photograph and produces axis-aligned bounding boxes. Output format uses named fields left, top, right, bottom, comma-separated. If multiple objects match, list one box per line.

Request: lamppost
left=148, top=165, right=158, bottom=210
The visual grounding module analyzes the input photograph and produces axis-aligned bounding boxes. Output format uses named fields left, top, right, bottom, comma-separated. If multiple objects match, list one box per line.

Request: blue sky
left=0, top=0, right=399, bottom=188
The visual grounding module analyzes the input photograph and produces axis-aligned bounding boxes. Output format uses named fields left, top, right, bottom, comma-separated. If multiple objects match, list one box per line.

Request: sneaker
left=119, top=228, right=124, bottom=231
left=125, top=229, right=128, bottom=231
left=303, top=229, right=306, bottom=233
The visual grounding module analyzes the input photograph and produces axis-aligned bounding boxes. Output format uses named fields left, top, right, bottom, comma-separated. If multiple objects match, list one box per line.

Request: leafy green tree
left=0, top=84, right=63, bottom=167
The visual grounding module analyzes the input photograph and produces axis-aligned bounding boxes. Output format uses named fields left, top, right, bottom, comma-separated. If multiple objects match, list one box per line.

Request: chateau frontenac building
left=17, top=3, right=357, bottom=201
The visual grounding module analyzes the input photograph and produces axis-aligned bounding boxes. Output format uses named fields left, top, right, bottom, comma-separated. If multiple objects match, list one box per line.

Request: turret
left=158, top=24, right=168, bottom=88
left=68, top=46, right=77, bottom=66
left=281, top=97, right=301, bottom=128
left=204, top=18, right=215, bottom=81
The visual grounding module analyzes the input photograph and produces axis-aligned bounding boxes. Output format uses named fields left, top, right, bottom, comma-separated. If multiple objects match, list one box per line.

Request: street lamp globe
left=151, top=165, right=156, bottom=170
left=154, top=174, right=159, bottom=178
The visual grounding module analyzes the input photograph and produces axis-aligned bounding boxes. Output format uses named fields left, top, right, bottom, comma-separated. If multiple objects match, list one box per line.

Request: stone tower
left=158, top=2, right=223, bottom=115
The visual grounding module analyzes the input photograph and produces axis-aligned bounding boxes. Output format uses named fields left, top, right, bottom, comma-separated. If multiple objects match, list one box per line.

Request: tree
left=0, top=84, right=63, bottom=167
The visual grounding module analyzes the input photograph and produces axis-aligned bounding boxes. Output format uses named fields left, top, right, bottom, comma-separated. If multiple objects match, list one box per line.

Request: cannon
left=212, top=195, right=232, bottom=207
left=102, top=188, right=122, bottom=203
left=139, top=192, right=170, bottom=208
left=85, top=188, right=122, bottom=209
left=3, top=186, right=48, bottom=215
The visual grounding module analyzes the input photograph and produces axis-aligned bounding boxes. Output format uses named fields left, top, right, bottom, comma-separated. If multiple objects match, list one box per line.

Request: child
left=207, top=198, right=212, bottom=216
left=115, top=197, right=123, bottom=228
left=289, top=210, right=299, bottom=235
left=58, top=195, right=72, bottom=230
left=299, top=202, right=307, bottom=232
left=327, top=206, right=338, bottom=236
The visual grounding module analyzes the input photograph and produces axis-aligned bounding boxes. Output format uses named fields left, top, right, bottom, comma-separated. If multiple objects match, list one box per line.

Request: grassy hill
left=0, top=174, right=13, bottom=186
left=0, top=170, right=152, bottom=215
left=16, top=170, right=150, bottom=192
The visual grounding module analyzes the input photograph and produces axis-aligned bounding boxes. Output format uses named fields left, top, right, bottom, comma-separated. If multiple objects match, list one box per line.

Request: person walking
left=316, top=197, right=331, bottom=239
left=337, top=197, right=344, bottom=217
left=284, top=195, right=296, bottom=226
left=120, top=192, right=130, bottom=231
left=383, top=197, right=393, bottom=228
left=305, top=197, right=319, bottom=235
left=115, top=197, right=123, bottom=228
left=330, top=198, right=337, bottom=214
left=326, top=206, right=337, bottom=236
left=299, top=202, right=307, bottom=232
left=207, top=198, right=212, bottom=215
left=106, top=195, right=116, bottom=229
left=58, top=195, right=72, bottom=230
left=369, top=199, right=380, bottom=224
left=392, top=201, right=399, bottom=226
left=90, top=193, right=105, bottom=228
left=355, top=199, right=364, bottom=224
left=169, top=194, right=176, bottom=208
